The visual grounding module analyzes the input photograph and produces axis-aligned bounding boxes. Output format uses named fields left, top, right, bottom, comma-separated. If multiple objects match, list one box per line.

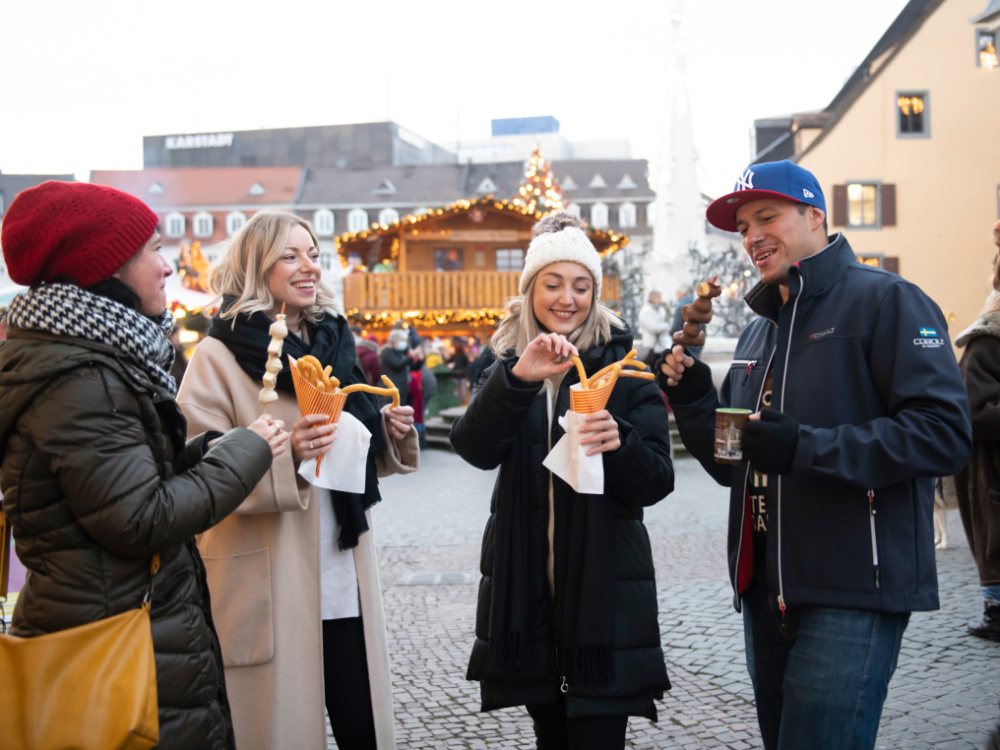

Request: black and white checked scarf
left=5, top=283, right=177, bottom=396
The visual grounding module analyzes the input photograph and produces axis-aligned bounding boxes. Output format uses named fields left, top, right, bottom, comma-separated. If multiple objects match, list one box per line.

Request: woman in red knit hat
left=0, top=181, right=289, bottom=750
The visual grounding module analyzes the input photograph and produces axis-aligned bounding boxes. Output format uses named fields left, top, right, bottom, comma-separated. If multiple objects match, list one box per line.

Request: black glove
left=654, top=351, right=714, bottom=405
left=741, top=408, right=799, bottom=475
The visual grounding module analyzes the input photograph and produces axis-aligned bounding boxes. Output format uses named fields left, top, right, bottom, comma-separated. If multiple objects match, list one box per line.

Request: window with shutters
left=193, top=212, right=214, bottom=238
left=165, top=212, right=186, bottom=239
left=831, top=183, right=896, bottom=230
left=313, top=209, right=334, bottom=237
left=896, top=92, right=929, bottom=138
left=618, top=202, right=637, bottom=228
left=226, top=211, right=247, bottom=236
left=590, top=202, right=609, bottom=229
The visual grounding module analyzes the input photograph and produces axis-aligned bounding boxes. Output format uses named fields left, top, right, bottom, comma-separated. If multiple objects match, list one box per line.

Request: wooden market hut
left=335, top=197, right=627, bottom=336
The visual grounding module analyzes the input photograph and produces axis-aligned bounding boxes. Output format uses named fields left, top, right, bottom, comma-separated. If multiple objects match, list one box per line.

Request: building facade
left=753, top=0, right=1000, bottom=332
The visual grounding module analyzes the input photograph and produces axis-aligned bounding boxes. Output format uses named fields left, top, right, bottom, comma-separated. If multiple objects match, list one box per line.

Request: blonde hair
left=491, top=272, right=623, bottom=360
left=207, top=211, right=338, bottom=323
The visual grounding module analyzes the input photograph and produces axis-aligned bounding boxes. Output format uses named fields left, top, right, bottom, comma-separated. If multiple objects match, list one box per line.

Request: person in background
left=449, top=342, right=470, bottom=404
left=952, top=221, right=1000, bottom=750
left=351, top=325, right=381, bottom=386
left=169, top=327, right=189, bottom=383
left=637, top=290, right=671, bottom=367
left=466, top=337, right=496, bottom=396
left=177, top=210, right=419, bottom=750
left=380, top=327, right=423, bottom=410
left=451, top=210, right=673, bottom=750
left=669, top=285, right=701, bottom=359
left=954, top=220, right=1000, bottom=642
left=659, top=160, right=971, bottom=750
left=0, top=182, right=284, bottom=750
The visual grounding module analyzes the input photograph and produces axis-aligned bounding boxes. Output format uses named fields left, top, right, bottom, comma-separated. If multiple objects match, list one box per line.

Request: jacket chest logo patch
left=809, top=327, right=835, bottom=340
left=914, top=327, right=944, bottom=349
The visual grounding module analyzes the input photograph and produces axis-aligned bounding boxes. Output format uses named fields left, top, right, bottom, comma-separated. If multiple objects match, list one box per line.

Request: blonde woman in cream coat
left=177, top=211, right=418, bottom=749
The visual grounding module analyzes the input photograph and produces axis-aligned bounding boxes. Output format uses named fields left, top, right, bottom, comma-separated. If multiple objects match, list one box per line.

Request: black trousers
left=526, top=693, right=628, bottom=750
left=322, top=617, right=377, bottom=749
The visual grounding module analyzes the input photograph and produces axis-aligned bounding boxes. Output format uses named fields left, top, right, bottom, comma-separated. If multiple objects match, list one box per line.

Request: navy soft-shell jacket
left=669, top=234, right=972, bottom=614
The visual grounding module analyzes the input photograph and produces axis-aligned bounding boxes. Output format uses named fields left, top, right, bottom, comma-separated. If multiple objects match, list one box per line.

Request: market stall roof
left=333, top=196, right=629, bottom=263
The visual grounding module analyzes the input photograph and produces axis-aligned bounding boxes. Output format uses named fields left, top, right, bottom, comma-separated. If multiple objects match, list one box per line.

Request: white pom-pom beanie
left=518, top=225, right=602, bottom=300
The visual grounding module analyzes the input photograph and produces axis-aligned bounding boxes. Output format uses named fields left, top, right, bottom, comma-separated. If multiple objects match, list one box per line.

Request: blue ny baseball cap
left=706, top=160, right=826, bottom=232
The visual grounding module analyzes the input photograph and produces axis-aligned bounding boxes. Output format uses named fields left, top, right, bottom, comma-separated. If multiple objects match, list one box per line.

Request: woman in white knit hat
left=450, top=211, right=674, bottom=749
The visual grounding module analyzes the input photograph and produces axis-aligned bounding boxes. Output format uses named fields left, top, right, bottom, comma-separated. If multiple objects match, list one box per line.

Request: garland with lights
left=334, top=196, right=628, bottom=265
left=346, top=307, right=508, bottom=330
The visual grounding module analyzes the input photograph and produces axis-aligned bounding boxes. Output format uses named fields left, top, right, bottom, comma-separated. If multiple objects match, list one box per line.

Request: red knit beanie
left=1, top=181, right=160, bottom=288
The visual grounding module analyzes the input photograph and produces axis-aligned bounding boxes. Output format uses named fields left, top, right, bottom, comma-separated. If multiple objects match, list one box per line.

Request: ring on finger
left=309, top=440, right=314, bottom=450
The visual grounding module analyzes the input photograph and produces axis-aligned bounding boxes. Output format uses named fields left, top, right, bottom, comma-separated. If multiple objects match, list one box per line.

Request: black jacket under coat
left=450, top=322, right=673, bottom=719
left=0, top=330, right=272, bottom=750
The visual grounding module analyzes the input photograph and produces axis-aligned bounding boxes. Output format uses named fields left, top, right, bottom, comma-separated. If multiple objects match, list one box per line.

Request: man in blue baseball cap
left=658, top=160, right=972, bottom=750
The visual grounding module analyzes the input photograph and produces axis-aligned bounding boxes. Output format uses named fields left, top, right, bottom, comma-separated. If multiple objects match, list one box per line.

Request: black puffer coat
left=450, top=322, right=673, bottom=719
left=0, top=330, right=272, bottom=750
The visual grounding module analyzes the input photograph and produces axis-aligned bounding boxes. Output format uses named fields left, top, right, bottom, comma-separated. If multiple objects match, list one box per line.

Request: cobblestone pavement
left=326, top=448, right=999, bottom=749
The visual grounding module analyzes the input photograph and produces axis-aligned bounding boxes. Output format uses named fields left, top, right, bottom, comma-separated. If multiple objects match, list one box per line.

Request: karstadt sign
left=165, top=133, right=235, bottom=150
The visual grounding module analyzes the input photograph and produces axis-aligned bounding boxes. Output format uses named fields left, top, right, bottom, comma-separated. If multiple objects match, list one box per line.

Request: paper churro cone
left=569, top=379, right=615, bottom=414
left=289, top=356, right=347, bottom=476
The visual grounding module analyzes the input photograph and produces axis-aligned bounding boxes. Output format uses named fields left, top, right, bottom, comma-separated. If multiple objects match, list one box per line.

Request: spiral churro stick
left=259, top=304, right=288, bottom=411
left=672, top=277, right=722, bottom=349
left=571, top=349, right=654, bottom=391
left=342, top=375, right=401, bottom=410
left=587, top=349, right=647, bottom=386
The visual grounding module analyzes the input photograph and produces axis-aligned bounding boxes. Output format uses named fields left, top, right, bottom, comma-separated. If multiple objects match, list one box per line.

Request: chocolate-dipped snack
left=672, top=276, right=722, bottom=349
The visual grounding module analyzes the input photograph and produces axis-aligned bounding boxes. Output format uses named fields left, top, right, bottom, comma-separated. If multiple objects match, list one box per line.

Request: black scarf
left=486, top=337, right=626, bottom=688
left=209, top=300, right=387, bottom=549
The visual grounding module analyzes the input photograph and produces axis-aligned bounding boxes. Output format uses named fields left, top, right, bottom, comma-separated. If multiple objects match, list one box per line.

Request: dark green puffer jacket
left=0, top=329, right=273, bottom=750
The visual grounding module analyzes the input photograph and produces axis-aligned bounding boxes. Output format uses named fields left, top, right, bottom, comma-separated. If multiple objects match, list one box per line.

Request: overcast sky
left=0, top=0, right=908, bottom=199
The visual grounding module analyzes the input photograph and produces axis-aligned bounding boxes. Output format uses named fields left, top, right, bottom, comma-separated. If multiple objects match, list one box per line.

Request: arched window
left=348, top=208, right=369, bottom=233
left=193, top=211, right=214, bottom=239
left=313, top=208, right=335, bottom=237
left=590, top=202, right=609, bottom=229
left=226, top=211, right=247, bottom=236
left=378, top=207, right=399, bottom=226
left=566, top=203, right=582, bottom=219
left=618, top=202, right=636, bottom=228
left=165, top=212, right=186, bottom=239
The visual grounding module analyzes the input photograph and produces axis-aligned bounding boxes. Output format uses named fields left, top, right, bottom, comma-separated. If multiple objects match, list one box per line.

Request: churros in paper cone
left=569, top=378, right=616, bottom=413
left=289, top=356, right=346, bottom=475
left=568, top=349, right=653, bottom=413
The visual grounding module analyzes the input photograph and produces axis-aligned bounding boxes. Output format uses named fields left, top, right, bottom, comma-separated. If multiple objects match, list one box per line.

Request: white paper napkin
left=542, top=410, right=604, bottom=494
left=297, top=412, right=371, bottom=492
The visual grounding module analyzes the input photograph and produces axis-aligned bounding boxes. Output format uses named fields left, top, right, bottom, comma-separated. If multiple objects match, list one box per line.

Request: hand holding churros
left=289, top=355, right=402, bottom=476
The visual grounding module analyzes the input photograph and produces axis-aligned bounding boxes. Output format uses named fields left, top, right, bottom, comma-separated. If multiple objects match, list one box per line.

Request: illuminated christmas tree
left=178, top=240, right=211, bottom=292
left=513, top=146, right=564, bottom=214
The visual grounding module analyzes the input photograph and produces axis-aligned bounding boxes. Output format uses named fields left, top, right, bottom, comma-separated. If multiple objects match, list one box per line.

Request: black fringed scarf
left=209, top=300, right=387, bottom=549
left=484, top=340, right=624, bottom=689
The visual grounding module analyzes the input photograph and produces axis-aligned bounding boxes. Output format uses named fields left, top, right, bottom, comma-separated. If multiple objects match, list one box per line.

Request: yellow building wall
left=798, top=0, right=1000, bottom=334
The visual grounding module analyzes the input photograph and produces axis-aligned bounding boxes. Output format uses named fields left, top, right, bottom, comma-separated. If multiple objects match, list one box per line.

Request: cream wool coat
left=177, top=336, right=419, bottom=750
